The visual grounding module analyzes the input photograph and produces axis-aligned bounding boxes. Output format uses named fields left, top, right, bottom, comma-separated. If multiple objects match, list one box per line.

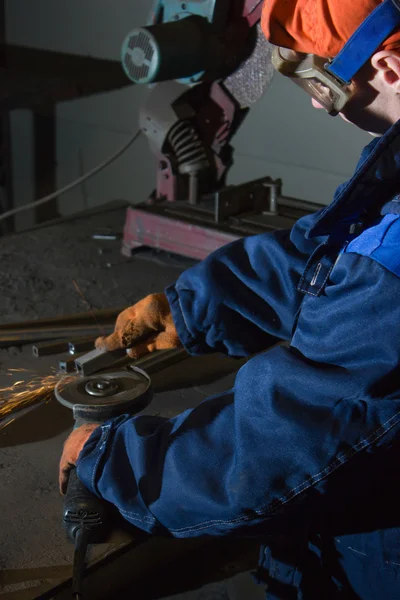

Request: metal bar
left=32, top=339, right=70, bottom=357
left=68, top=337, right=97, bottom=355
left=278, top=195, right=321, bottom=214
left=74, top=348, right=127, bottom=377
left=74, top=347, right=189, bottom=378
left=97, top=348, right=190, bottom=376
left=188, top=174, right=199, bottom=206
left=0, top=324, right=113, bottom=347
left=131, top=348, right=189, bottom=375
left=214, top=177, right=276, bottom=222
left=59, top=354, right=84, bottom=374
left=0, top=308, right=123, bottom=331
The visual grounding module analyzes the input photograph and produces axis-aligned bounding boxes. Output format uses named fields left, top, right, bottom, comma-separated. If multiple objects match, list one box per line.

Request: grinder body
left=59, top=366, right=153, bottom=542
left=56, top=365, right=153, bottom=596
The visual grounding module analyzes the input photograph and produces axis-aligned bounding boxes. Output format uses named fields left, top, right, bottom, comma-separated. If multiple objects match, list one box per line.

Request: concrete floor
left=161, top=572, right=265, bottom=600
left=0, top=205, right=266, bottom=599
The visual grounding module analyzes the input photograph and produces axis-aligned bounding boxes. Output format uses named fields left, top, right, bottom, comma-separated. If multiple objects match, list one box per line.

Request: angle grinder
left=55, top=363, right=153, bottom=599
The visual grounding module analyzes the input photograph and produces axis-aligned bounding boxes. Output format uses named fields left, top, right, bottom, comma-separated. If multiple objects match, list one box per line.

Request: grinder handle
left=63, top=467, right=109, bottom=544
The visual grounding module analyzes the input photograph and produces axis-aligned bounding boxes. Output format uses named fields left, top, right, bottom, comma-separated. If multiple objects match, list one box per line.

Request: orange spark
left=0, top=369, right=75, bottom=421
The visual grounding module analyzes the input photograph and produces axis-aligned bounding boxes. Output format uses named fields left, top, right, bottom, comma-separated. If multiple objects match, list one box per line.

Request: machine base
left=122, top=178, right=322, bottom=261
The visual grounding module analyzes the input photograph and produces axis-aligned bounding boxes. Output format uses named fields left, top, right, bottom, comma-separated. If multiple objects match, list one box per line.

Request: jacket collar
left=307, top=119, right=400, bottom=238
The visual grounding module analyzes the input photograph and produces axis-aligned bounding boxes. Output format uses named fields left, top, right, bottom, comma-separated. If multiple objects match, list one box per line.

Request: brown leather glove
left=59, top=423, right=101, bottom=495
left=95, top=293, right=181, bottom=359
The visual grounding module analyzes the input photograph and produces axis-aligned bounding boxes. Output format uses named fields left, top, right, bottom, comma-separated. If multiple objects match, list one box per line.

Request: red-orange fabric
left=261, top=0, right=400, bottom=57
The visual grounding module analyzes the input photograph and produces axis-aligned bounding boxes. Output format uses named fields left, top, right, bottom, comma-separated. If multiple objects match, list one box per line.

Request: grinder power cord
left=0, top=130, right=141, bottom=224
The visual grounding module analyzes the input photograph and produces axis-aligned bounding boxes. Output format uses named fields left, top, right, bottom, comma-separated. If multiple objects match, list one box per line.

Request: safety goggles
left=271, top=48, right=352, bottom=116
left=271, top=0, right=400, bottom=116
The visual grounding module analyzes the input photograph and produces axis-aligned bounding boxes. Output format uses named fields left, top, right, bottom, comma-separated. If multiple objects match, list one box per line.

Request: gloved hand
left=59, top=423, right=101, bottom=495
left=95, top=293, right=182, bottom=359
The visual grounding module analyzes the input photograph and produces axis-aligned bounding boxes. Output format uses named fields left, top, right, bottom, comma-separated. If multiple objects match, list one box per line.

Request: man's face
left=311, top=61, right=395, bottom=136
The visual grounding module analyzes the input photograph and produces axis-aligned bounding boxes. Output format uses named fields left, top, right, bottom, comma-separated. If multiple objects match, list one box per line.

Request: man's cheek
left=311, top=98, right=324, bottom=110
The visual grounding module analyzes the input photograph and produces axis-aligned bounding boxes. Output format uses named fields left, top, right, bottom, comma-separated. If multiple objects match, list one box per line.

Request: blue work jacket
left=78, top=120, right=400, bottom=599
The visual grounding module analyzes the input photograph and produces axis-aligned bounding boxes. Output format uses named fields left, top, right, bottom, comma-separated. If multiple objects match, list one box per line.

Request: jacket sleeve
left=76, top=346, right=400, bottom=540
left=165, top=212, right=325, bottom=356
left=76, top=245, right=400, bottom=539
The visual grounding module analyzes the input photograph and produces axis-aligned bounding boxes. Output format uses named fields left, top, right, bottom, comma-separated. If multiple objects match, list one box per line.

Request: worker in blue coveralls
left=59, top=1, right=400, bottom=597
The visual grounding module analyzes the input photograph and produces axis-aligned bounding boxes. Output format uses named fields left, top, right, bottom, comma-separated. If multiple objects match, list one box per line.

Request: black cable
left=72, top=527, right=91, bottom=599
left=0, top=130, right=141, bottom=223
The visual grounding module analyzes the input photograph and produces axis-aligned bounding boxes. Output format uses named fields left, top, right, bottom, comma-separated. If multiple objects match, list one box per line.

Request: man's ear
left=371, top=50, right=400, bottom=92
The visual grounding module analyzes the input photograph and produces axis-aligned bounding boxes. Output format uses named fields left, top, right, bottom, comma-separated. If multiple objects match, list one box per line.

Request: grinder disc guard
left=55, top=367, right=152, bottom=422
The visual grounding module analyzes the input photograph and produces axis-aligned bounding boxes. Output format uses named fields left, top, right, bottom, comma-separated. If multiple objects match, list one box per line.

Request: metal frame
left=122, top=177, right=323, bottom=261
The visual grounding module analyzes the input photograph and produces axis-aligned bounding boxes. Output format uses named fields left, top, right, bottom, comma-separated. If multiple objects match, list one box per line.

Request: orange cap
left=261, top=0, right=400, bottom=58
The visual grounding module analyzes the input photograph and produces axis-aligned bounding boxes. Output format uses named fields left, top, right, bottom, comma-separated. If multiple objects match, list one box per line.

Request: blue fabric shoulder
left=345, top=214, right=400, bottom=278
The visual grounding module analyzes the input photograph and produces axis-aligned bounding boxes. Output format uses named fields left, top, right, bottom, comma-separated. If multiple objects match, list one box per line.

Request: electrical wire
left=0, top=129, right=141, bottom=223
left=72, top=527, right=91, bottom=599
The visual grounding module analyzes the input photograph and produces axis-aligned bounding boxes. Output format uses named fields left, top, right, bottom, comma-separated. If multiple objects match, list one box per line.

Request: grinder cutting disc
left=55, top=367, right=152, bottom=422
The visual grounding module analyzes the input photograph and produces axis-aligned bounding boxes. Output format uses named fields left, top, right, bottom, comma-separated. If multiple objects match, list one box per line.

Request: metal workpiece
left=92, top=233, right=119, bottom=240
left=261, top=179, right=281, bottom=215
left=1, top=307, right=118, bottom=348
left=68, top=337, right=97, bottom=355
left=59, top=354, right=84, bottom=374
left=277, top=194, right=319, bottom=214
left=63, top=347, right=188, bottom=378
left=0, top=324, right=114, bottom=348
left=33, top=336, right=96, bottom=357
left=213, top=176, right=284, bottom=223
left=32, top=339, right=70, bottom=357
left=132, top=347, right=188, bottom=375
left=74, top=347, right=127, bottom=377
left=0, top=308, right=123, bottom=331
